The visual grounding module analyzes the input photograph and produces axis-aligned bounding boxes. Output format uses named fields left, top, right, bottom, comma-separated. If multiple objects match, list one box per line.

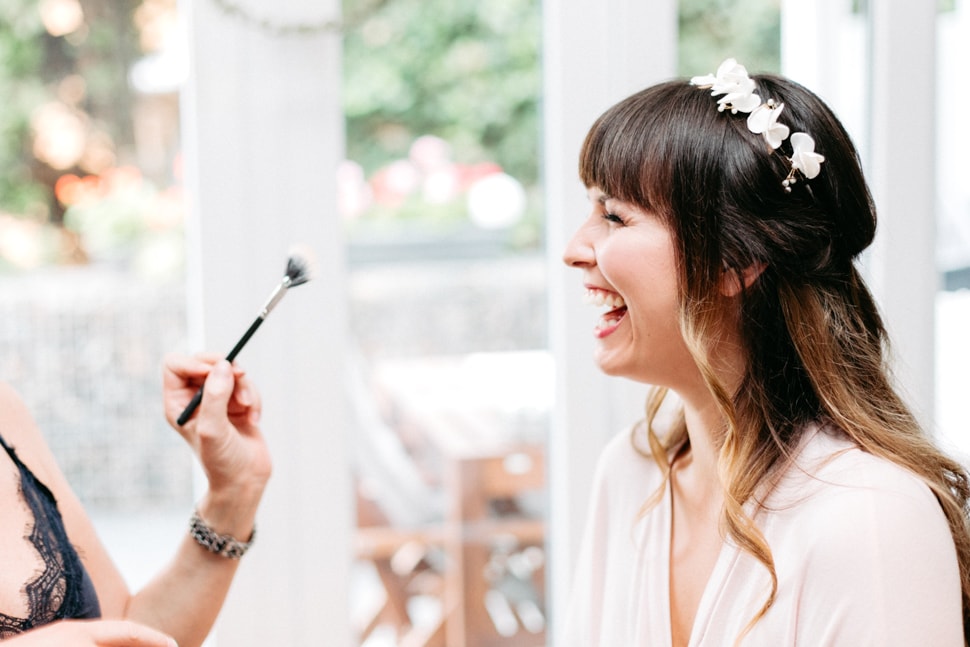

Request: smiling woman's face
left=563, top=186, right=698, bottom=390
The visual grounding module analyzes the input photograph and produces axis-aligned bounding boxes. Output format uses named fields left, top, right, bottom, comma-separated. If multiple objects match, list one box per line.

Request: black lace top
left=0, top=432, right=101, bottom=637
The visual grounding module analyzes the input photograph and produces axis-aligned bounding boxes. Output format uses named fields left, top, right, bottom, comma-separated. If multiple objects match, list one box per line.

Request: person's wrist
left=189, top=507, right=255, bottom=559
left=195, top=486, right=264, bottom=540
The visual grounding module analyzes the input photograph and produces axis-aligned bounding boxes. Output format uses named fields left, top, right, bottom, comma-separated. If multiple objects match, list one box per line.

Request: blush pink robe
left=562, top=424, right=963, bottom=646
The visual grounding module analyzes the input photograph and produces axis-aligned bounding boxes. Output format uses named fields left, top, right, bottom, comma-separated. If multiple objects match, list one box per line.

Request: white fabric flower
left=692, top=58, right=826, bottom=186
left=747, top=102, right=791, bottom=149
left=717, top=85, right=762, bottom=114
left=691, top=58, right=761, bottom=114
left=690, top=58, right=746, bottom=93
left=789, top=132, right=825, bottom=179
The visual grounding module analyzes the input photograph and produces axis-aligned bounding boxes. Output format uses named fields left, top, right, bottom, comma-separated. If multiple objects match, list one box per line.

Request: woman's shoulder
left=0, top=380, right=34, bottom=442
left=747, top=428, right=964, bottom=647
left=761, top=427, right=962, bottom=640
left=786, top=426, right=938, bottom=503
left=768, top=425, right=953, bottom=553
left=0, top=379, right=25, bottom=404
left=0, top=380, right=64, bottom=489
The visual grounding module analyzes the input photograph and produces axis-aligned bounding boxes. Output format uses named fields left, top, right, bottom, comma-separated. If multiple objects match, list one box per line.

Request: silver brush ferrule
left=259, top=277, right=292, bottom=318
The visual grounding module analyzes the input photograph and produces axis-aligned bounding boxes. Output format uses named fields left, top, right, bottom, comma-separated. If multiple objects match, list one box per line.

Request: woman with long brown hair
left=562, top=59, right=970, bottom=646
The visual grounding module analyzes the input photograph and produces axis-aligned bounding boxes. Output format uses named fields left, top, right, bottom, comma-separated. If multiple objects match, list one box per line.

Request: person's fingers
left=231, top=373, right=262, bottom=425
left=197, top=359, right=235, bottom=433
left=164, top=352, right=212, bottom=375
left=234, top=383, right=253, bottom=407
left=164, top=354, right=245, bottom=386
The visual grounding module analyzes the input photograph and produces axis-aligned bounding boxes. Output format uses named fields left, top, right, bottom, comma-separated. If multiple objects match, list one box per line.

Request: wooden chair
left=355, top=486, right=448, bottom=647
left=349, top=353, right=448, bottom=646
left=350, top=352, right=547, bottom=647
left=442, top=444, right=546, bottom=647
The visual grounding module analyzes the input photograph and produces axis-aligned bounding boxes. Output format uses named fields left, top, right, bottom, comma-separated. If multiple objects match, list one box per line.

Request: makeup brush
left=176, top=247, right=315, bottom=426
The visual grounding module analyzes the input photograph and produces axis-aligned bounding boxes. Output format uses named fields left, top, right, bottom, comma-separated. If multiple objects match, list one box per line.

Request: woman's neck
left=675, top=390, right=727, bottom=499
left=672, top=321, right=747, bottom=494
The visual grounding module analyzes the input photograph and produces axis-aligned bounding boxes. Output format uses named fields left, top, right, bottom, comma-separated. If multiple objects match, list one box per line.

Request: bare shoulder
left=0, top=380, right=42, bottom=445
left=0, top=380, right=69, bottom=495
left=0, top=380, right=129, bottom=610
left=0, top=379, right=29, bottom=410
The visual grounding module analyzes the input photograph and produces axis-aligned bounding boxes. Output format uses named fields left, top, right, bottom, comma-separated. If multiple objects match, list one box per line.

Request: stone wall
left=0, top=266, right=193, bottom=511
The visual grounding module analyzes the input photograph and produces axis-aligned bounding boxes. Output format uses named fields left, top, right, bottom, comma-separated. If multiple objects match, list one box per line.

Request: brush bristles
left=284, top=245, right=315, bottom=287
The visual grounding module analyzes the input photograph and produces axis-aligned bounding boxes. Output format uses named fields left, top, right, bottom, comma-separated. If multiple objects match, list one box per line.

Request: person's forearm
left=124, top=489, right=261, bottom=647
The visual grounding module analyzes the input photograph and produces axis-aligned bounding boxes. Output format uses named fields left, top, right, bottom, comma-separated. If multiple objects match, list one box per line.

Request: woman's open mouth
left=585, top=288, right=627, bottom=338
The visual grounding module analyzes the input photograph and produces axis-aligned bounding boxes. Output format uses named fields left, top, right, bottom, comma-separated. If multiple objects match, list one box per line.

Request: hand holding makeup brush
left=163, top=353, right=272, bottom=540
left=0, top=350, right=273, bottom=646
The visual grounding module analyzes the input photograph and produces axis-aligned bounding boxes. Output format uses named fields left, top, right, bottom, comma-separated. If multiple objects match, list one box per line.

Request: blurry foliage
left=679, top=0, right=781, bottom=77
left=0, top=1, right=46, bottom=214
left=340, top=0, right=543, bottom=250
left=0, top=0, right=788, bottom=263
left=342, top=0, right=541, bottom=188
left=0, top=0, right=181, bottom=272
left=340, top=0, right=781, bottom=243
left=0, top=0, right=147, bottom=221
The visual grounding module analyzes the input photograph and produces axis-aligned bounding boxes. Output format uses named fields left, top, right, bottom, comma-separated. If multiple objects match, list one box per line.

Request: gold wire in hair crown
left=690, top=58, right=825, bottom=192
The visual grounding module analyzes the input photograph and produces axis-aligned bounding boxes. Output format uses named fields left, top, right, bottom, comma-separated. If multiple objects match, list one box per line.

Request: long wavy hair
left=579, top=75, right=970, bottom=642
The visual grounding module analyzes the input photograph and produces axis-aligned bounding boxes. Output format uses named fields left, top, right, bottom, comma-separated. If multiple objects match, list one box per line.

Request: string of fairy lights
left=207, top=0, right=342, bottom=37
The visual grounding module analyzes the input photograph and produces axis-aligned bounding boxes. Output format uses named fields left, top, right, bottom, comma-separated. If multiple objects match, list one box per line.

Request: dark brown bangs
left=578, top=81, right=704, bottom=219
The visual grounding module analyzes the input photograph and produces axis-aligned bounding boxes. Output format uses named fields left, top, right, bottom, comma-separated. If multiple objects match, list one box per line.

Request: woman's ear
left=720, top=261, right=767, bottom=297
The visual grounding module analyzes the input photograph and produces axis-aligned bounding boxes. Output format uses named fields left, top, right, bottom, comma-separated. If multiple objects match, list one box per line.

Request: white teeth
left=595, top=312, right=625, bottom=331
left=584, top=288, right=626, bottom=309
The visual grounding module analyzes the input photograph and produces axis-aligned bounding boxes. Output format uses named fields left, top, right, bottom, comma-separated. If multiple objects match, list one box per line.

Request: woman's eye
left=603, top=212, right=625, bottom=225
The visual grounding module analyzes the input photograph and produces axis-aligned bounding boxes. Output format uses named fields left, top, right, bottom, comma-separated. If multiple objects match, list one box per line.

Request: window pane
left=341, top=1, right=548, bottom=644
left=937, top=0, right=970, bottom=452
left=679, top=0, right=781, bottom=74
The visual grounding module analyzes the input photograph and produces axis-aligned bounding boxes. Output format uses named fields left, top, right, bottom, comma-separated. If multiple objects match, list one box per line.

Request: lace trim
left=0, top=442, right=90, bottom=636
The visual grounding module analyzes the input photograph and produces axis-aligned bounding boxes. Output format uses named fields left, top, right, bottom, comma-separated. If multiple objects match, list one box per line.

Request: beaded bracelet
left=188, top=509, right=256, bottom=559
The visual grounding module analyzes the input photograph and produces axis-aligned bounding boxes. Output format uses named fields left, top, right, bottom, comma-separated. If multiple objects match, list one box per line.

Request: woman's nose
left=563, top=223, right=594, bottom=268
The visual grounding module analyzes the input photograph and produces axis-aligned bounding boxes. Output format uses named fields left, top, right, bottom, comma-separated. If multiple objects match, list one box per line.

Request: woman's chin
left=593, top=349, right=629, bottom=378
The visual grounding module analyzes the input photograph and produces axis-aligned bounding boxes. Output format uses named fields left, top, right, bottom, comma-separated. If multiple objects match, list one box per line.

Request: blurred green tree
left=342, top=0, right=541, bottom=187
left=0, top=0, right=183, bottom=272
left=679, top=0, right=781, bottom=76
left=1, top=0, right=785, bottom=261
left=0, top=2, right=46, bottom=214
left=0, top=0, right=146, bottom=223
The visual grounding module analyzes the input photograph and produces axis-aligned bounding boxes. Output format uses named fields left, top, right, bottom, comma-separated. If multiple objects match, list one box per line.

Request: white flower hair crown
left=690, top=58, right=825, bottom=192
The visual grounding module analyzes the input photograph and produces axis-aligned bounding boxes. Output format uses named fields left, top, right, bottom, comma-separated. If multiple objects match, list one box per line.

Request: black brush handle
left=225, top=317, right=264, bottom=362
left=176, top=317, right=265, bottom=426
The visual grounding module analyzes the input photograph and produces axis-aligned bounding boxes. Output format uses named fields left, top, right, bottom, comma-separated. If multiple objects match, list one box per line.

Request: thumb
left=198, top=359, right=235, bottom=424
